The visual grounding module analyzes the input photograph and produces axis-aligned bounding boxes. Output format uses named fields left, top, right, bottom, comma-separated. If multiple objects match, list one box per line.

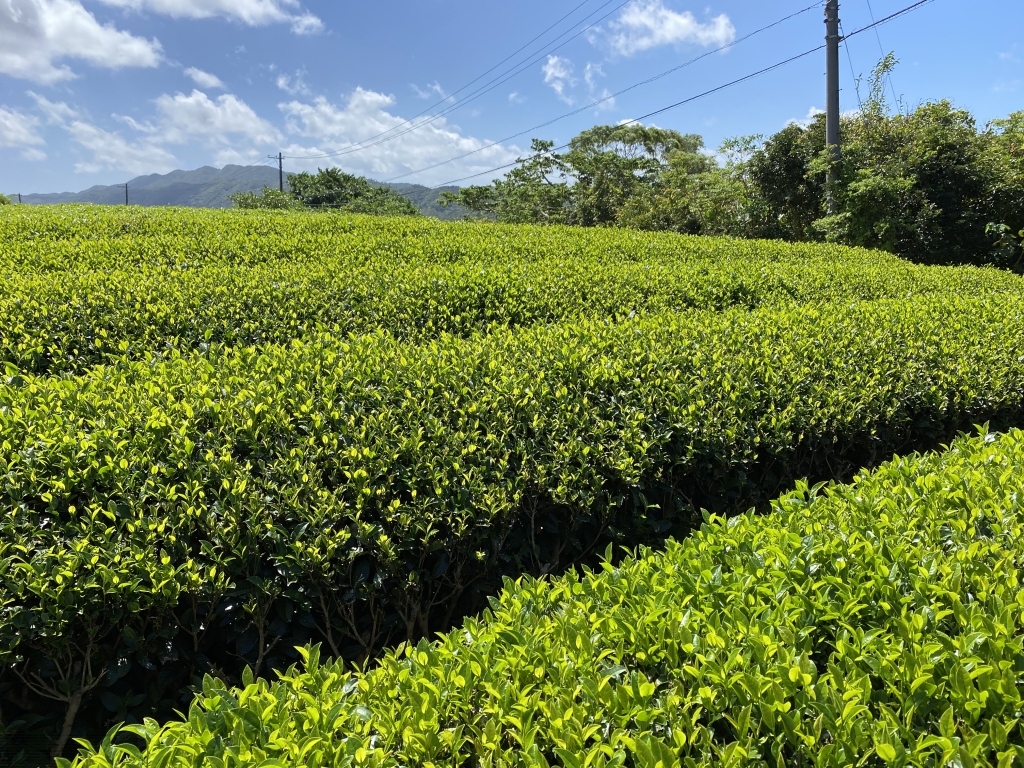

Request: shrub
left=4, top=294, right=1024, bottom=755
left=0, top=206, right=1020, bottom=376
left=67, top=427, right=1024, bottom=767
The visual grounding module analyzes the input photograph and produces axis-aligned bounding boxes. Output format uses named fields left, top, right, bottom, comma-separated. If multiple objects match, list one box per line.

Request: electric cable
left=840, top=20, right=864, bottom=109
left=284, top=0, right=636, bottom=160
left=385, top=0, right=822, bottom=183
left=864, top=0, right=900, bottom=104
left=430, top=0, right=938, bottom=189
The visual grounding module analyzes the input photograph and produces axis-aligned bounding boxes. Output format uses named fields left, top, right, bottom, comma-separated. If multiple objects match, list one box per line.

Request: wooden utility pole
left=278, top=152, right=284, bottom=192
left=125, top=183, right=129, bottom=206
left=825, top=0, right=841, bottom=213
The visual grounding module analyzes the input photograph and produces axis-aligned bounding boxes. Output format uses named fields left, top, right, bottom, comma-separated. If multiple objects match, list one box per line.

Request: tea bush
left=66, top=427, right=1024, bottom=767
left=1, top=206, right=1020, bottom=375
left=4, top=293, right=1024, bottom=756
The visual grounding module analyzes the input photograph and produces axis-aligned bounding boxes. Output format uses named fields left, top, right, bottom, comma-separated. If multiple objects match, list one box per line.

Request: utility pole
left=18, top=193, right=22, bottom=204
left=278, top=152, right=284, bottom=193
left=825, top=0, right=841, bottom=214
left=125, top=183, right=129, bottom=206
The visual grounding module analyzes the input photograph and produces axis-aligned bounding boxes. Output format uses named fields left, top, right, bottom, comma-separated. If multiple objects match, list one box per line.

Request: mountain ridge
left=11, top=165, right=468, bottom=220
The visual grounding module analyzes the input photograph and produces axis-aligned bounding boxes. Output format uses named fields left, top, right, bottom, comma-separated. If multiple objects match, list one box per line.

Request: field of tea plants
left=67, top=427, right=1024, bottom=768
left=2, top=205, right=1023, bottom=765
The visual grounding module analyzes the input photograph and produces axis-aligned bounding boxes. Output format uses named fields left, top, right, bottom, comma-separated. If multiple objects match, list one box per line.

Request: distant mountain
left=14, top=165, right=471, bottom=220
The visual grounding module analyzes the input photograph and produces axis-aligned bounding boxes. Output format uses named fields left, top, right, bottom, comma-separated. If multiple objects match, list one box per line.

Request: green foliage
left=66, top=427, right=1024, bottom=767
left=450, top=58, right=1024, bottom=267
left=3, top=205, right=1024, bottom=758
left=4, top=285, right=1024, bottom=755
left=0, top=194, right=10, bottom=205
left=290, top=167, right=420, bottom=216
left=3, top=205, right=1018, bottom=376
left=441, top=139, right=574, bottom=224
left=229, top=186, right=304, bottom=210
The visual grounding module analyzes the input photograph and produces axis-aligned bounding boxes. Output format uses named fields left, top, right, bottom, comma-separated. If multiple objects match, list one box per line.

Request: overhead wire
left=431, top=0, right=938, bottom=189
left=280, top=0, right=602, bottom=162
left=840, top=20, right=864, bottom=109
left=284, top=0, right=636, bottom=160
left=385, top=0, right=823, bottom=183
left=864, top=0, right=901, bottom=105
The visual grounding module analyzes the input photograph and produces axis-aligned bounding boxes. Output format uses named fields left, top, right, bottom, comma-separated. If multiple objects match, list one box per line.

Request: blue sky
left=1, top=0, right=1021, bottom=194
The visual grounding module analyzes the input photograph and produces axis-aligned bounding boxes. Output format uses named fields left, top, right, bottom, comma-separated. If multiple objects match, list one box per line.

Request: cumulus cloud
left=277, top=87, right=519, bottom=186
left=276, top=70, right=311, bottom=96
left=411, top=81, right=449, bottom=100
left=67, top=119, right=177, bottom=173
left=601, top=0, right=734, bottom=57
left=153, top=89, right=281, bottom=144
left=787, top=106, right=824, bottom=128
left=0, top=0, right=161, bottom=83
left=184, top=67, right=225, bottom=89
left=542, top=55, right=576, bottom=104
left=584, top=62, right=616, bottom=112
left=0, top=105, right=46, bottom=159
left=32, top=89, right=278, bottom=174
left=96, top=0, right=323, bottom=34
left=29, top=91, right=78, bottom=124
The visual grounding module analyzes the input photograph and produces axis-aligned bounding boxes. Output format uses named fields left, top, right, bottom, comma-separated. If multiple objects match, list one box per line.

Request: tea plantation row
left=2, top=208, right=1020, bottom=375
left=4, top=291, right=1024, bottom=756
left=66, top=427, right=1024, bottom=767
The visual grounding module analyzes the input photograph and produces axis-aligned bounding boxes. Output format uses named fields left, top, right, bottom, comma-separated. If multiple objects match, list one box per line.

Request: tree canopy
left=231, top=168, right=420, bottom=217
left=442, top=57, right=1023, bottom=268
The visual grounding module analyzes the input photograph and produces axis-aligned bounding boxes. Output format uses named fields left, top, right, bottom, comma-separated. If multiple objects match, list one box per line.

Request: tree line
left=442, top=58, right=1024, bottom=267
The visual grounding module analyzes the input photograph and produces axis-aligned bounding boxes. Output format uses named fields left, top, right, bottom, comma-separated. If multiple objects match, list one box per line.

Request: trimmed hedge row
left=2, top=206, right=1020, bottom=375
left=68, top=427, right=1024, bottom=768
left=3, top=293, right=1024, bottom=756
left=5, top=257, right=1019, bottom=376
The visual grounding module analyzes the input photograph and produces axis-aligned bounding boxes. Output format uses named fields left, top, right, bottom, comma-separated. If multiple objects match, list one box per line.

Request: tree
left=565, top=124, right=705, bottom=227
left=440, top=139, right=572, bottom=224
left=441, top=126, right=707, bottom=227
left=289, top=168, right=420, bottom=216
left=230, top=187, right=304, bottom=210
left=0, top=194, right=11, bottom=205
left=230, top=169, right=420, bottom=217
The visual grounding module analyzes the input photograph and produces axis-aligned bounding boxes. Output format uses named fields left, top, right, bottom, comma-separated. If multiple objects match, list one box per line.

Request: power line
left=280, top=0, right=602, bottom=162
left=864, top=0, right=900, bottom=105
left=284, top=0, right=635, bottom=161
left=385, top=0, right=823, bottom=183
left=840, top=20, right=864, bottom=109
left=431, top=0, right=939, bottom=189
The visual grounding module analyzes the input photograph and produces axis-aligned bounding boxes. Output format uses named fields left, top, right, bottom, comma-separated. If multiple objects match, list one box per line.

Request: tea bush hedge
left=1, top=206, right=1020, bottom=375
left=66, top=427, right=1024, bottom=767
left=4, top=293, right=1024, bottom=756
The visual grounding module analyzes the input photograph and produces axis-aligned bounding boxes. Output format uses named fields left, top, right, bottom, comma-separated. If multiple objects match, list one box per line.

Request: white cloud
left=277, top=87, right=519, bottom=186
left=584, top=63, right=616, bottom=112
left=411, top=81, right=449, bottom=100
left=96, top=0, right=323, bottom=34
left=34, top=88, right=277, bottom=173
left=153, top=89, right=281, bottom=144
left=66, top=120, right=177, bottom=173
left=787, top=106, right=824, bottom=128
left=184, top=67, right=225, bottom=89
left=29, top=91, right=78, bottom=124
left=508, top=91, right=526, bottom=104
left=602, top=1, right=734, bottom=57
left=0, top=0, right=162, bottom=83
left=276, top=70, right=311, bottom=96
left=0, top=105, right=46, bottom=159
left=542, top=55, right=576, bottom=104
